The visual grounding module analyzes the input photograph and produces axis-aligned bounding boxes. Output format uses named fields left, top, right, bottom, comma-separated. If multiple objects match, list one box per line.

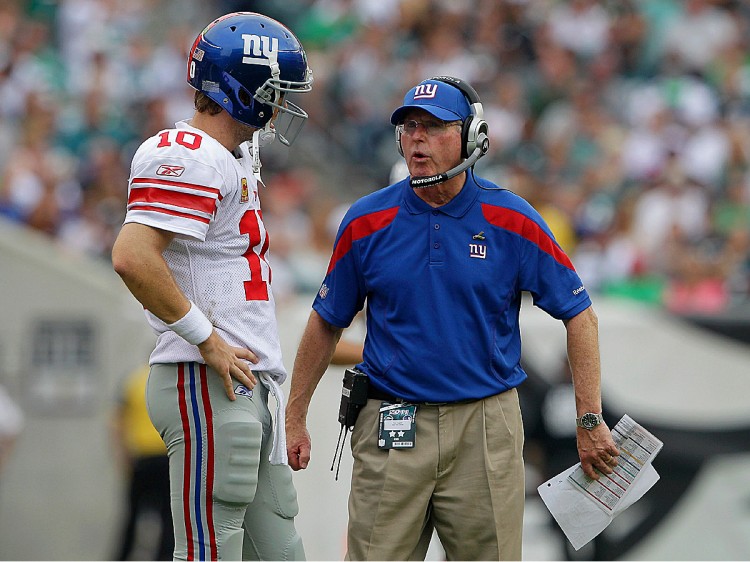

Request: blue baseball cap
left=390, top=79, right=471, bottom=125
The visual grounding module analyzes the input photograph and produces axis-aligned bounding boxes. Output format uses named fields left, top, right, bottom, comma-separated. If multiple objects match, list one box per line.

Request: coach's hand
left=198, top=331, right=258, bottom=400
left=286, top=416, right=311, bottom=470
left=576, top=424, right=619, bottom=480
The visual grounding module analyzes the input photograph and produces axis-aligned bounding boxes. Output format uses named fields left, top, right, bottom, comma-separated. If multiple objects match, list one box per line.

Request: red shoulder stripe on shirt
left=128, top=204, right=211, bottom=224
left=129, top=186, right=218, bottom=214
left=131, top=177, right=223, bottom=198
left=327, top=206, right=399, bottom=275
left=481, top=203, right=575, bottom=271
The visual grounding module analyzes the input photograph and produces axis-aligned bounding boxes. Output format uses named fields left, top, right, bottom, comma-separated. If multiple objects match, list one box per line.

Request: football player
left=112, top=12, right=312, bottom=560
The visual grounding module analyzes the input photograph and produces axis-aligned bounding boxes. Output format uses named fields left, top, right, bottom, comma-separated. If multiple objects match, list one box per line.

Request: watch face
left=581, top=413, right=600, bottom=429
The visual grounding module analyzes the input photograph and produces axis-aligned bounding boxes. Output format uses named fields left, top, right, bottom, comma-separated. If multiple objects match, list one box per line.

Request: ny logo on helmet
left=242, top=34, right=278, bottom=66
left=414, top=84, right=438, bottom=100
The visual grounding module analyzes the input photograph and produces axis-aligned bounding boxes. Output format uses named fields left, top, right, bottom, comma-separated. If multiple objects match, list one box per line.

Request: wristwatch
left=576, top=412, right=604, bottom=430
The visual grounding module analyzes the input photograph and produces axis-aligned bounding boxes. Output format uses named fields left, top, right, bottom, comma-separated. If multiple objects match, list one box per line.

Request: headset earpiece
left=464, top=118, right=490, bottom=158
left=430, top=75, right=489, bottom=160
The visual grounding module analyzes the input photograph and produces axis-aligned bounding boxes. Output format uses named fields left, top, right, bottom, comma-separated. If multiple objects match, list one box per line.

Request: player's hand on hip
left=197, top=331, right=258, bottom=400
left=285, top=417, right=311, bottom=471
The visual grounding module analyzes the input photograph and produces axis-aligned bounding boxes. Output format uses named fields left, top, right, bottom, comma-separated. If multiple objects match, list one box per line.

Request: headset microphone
left=410, top=133, right=489, bottom=188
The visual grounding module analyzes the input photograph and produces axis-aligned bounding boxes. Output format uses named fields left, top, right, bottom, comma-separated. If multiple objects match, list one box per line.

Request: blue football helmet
left=187, top=12, right=313, bottom=145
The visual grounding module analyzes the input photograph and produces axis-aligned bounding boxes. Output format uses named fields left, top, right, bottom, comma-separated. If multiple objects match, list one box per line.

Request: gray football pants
left=146, top=362, right=305, bottom=561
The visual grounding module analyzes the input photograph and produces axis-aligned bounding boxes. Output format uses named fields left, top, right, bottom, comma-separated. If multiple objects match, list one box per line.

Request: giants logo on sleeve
left=156, top=164, right=185, bottom=177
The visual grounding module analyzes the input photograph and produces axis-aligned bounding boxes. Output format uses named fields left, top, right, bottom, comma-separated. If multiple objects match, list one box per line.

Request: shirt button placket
left=430, top=213, right=442, bottom=264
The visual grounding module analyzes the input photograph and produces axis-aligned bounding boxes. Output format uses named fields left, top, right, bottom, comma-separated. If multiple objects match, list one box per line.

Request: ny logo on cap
left=414, top=83, right=438, bottom=99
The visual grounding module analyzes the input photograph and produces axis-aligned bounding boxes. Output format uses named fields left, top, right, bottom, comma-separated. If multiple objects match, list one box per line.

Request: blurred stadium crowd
left=2, top=0, right=750, bottom=314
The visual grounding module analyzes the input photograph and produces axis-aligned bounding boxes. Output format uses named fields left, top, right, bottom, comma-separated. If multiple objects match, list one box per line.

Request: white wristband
left=167, top=301, right=213, bottom=346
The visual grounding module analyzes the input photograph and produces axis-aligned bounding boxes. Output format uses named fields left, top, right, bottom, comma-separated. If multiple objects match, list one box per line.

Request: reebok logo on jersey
left=469, top=243, right=487, bottom=259
left=234, top=384, right=253, bottom=398
left=573, top=285, right=585, bottom=295
left=156, top=164, right=185, bottom=177
left=472, top=231, right=486, bottom=240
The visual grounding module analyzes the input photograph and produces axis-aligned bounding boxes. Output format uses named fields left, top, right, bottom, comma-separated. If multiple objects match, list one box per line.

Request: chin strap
left=250, top=129, right=264, bottom=186
left=268, top=48, right=280, bottom=90
left=250, top=47, right=279, bottom=175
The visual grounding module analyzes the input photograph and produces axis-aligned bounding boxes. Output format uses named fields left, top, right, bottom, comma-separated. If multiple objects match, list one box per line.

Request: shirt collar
left=177, top=119, right=198, bottom=132
left=402, top=172, right=479, bottom=217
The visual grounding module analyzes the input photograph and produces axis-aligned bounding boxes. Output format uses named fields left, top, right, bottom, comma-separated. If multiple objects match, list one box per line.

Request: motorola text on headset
left=397, top=75, right=490, bottom=188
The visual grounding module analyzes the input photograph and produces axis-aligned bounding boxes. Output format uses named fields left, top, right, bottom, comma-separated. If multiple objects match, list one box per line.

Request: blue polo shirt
left=313, top=172, right=592, bottom=403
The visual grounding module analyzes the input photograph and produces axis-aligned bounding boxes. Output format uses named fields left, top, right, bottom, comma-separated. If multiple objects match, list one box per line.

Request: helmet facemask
left=251, top=53, right=313, bottom=146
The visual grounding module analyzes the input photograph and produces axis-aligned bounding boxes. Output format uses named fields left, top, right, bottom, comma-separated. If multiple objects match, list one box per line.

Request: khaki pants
left=346, top=388, right=525, bottom=561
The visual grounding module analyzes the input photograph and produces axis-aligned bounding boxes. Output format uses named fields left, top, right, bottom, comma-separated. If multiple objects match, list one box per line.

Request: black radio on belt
left=332, top=367, right=369, bottom=480
left=338, top=367, right=369, bottom=428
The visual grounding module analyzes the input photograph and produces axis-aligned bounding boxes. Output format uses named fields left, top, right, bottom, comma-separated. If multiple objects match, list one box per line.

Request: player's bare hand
left=197, top=331, right=258, bottom=400
left=285, top=416, right=311, bottom=471
left=576, top=424, right=619, bottom=480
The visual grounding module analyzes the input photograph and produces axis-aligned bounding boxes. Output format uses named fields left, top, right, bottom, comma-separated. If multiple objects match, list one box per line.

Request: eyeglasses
left=397, top=119, right=462, bottom=137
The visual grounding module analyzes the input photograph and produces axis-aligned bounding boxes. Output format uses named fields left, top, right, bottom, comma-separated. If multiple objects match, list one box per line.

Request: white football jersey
left=124, top=120, right=287, bottom=382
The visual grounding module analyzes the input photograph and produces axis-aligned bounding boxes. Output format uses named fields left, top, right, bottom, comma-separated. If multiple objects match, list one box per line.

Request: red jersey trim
left=481, top=203, right=575, bottom=271
left=327, top=207, right=400, bottom=275
left=131, top=177, right=223, bottom=199
left=128, top=204, right=212, bottom=224
left=129, top=186, right=218, bottom=214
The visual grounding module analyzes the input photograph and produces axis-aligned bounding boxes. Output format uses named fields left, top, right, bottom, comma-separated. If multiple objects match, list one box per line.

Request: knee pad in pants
left=213, top=419, right=262, bottom=505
